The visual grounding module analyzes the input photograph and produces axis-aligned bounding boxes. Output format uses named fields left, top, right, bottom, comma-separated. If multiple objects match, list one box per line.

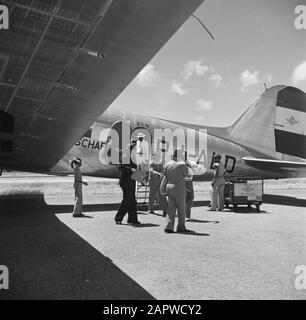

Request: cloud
left=239, top=70, right=272, bottom=91
left=209, top=73, right=223, bottom=87
left=195, top=99, right=213, bottom=111
left=182, top=59, right=210, bottom=81
left=292, top=61, right=306, bottom=87
left=135, top=64, right=160, bottom=88
left=240, top=70, right=261, bottom=91
left=195, top=116, right=204, bottom=121
left=171, top=80, right=188, bottom=96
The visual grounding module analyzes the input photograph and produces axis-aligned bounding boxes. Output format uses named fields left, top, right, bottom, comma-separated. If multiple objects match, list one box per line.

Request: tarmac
left=0, top=175, right=306, bottom=300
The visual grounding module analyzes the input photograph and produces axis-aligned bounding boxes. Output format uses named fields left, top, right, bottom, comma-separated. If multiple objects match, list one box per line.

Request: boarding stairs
left=136, top=181, right=149, bottom=204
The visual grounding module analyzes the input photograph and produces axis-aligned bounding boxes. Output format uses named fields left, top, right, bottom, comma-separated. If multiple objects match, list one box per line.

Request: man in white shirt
left=135, top=132, right=149, bottom=172
left=210, top=153, right=225, bottom=211
left=71, top=158, right=88, bottom=217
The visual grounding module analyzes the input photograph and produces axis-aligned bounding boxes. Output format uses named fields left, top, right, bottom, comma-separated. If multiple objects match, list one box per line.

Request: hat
left=136, top=132, right=145, bottom=138
left=70, top=157, right=81, bottom=168
left=215, top=153, right=221, bottom=159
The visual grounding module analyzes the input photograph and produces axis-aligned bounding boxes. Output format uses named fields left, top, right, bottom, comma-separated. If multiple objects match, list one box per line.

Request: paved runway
left=0, top=180, right=306, bottom=299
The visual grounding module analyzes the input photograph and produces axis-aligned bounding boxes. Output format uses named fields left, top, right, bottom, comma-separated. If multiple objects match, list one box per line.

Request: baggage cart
left=224, top=179, right=263, bottom=212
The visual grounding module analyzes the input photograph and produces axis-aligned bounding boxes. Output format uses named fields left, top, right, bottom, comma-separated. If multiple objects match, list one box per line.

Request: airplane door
left=99, top=120, right=131, bottom=165
left=111, top=120, right=131, bottom=164
left=131, top=126, right=152, bottom=165
left=111, top=120, right=131, bottom=151
left=99, top=121, right=153, bottom=165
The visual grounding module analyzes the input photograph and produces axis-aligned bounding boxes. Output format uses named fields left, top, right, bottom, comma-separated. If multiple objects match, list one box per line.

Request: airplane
left=47, top=84, right=306, bottom=182
left=0, top=1, right=305, bottom=182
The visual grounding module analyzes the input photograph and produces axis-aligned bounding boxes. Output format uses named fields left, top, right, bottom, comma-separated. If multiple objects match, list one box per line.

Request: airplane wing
left=242, top=157, right=306, bottom=169
left=0, top=0, right=205, bottom=172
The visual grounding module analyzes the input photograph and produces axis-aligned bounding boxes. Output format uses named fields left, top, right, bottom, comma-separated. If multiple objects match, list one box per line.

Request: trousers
left=165, top=184, right=186, bottom=231
left=185, top=180, right=194, bottom=219
left=211, top=178, right=225, bottom=211
left=148, top=179, right=168, bottom=213
left=115, top=179, right=138, bottom=222
left=73, top=182, right=83, bottom=215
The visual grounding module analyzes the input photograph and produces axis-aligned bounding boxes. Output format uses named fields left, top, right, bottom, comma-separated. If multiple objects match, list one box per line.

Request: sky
left=110, top=0, right=306, bottom=127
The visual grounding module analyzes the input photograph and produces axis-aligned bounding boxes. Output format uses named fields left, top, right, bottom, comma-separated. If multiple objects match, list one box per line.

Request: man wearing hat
left=210, top=153, right=225, bottom=211
left=114, top=141, right=140, bottom=225
left=135, top=132, right=149, bottom=171
left=71, top=158, right=88, bottom=217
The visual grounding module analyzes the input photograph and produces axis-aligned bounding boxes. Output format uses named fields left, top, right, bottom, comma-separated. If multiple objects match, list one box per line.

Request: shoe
left=186, top=218, right=191, bottom=222
left=115, top=220, right=122, bottom=225
left=207, top=209, right=216, bottom=211
left=177, top=228, right=192, bottom=233
left=164, top=228, right=174, bottom=233
left=163, top=212, right=167, bottom=217
left=148, top=211, right=155, bottom=214
left=129, top=221, right=141, bottom=225
left=217, top=209, right=223, bottom=212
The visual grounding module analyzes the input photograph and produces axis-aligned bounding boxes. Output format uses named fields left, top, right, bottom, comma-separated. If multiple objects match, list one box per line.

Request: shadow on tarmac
left=176, top=231, right=210, bottom=236
left=187, top=218, right=219, bottom=224
left=0, top=195, right=155, bottom=300
left=263, top=194, right=306, bottom=207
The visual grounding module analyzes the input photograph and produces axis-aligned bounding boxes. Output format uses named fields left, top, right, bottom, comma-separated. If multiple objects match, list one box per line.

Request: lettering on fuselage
left=75, top=138, right=105, bottom=151
left=210, top=152, right=236, bottom=173
left=136, top=121, right=150, bottom=129
left=75, top=126, right=237, bottom=177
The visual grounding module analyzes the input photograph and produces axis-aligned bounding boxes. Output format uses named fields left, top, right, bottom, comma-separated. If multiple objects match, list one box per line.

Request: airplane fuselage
left=50, top=107, right=306, bottom=181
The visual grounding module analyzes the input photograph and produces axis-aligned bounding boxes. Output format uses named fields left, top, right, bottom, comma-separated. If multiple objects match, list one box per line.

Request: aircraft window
left=225, top=155, right=236, bottom=173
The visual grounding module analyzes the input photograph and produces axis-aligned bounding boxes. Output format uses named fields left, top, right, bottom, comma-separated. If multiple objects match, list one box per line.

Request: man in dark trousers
left=114, top=143, right=140, bottom=225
